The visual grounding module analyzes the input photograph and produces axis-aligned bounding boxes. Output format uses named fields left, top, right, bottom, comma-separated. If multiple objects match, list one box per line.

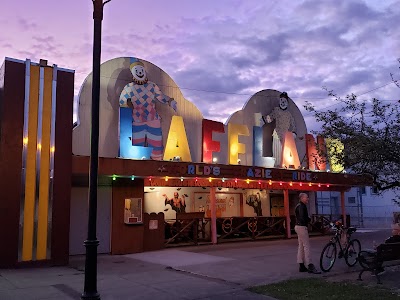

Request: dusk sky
left=1, top=0, right=399, bottom=129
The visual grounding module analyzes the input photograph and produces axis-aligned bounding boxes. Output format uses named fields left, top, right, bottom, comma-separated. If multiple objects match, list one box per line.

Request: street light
left=82, top=1, right=111, bottom=299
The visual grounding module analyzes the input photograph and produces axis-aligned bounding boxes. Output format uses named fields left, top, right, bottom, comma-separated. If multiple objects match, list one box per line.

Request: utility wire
left=74, top=70, right=398, bottom=102
left=73, top=68, right=399, bottom=117
left=303, top=81, right=399, bottom=116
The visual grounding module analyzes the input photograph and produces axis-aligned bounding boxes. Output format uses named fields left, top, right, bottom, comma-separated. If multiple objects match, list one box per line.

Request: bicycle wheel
left=345, top=239, right=361, bottom=267
left=320, top=242, right=337, bottom=272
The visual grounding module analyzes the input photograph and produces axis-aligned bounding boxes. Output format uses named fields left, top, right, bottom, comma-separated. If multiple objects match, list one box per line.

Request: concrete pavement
left=0, top=228, right=395, bottom=300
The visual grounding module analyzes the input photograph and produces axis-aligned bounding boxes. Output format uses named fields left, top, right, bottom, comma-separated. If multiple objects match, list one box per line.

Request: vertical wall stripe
left=21, top=65, right=40, bottom=261
left=47, top=65, right=58, bottom=260
left=31, top=66, right=45, bottom=260
left=36, top=67, right=53, bottom=260
left=19, top=60, right=31, bottom=261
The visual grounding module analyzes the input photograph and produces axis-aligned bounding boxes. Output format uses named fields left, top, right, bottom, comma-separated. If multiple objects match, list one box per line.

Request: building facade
left=317, top=187, right=399, bottom=228
left=0, top=56, right=371, bottom=267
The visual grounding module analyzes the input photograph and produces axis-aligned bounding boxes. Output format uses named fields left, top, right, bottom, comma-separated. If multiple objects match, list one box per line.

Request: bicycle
left=319, top=221, right=361, bottom=272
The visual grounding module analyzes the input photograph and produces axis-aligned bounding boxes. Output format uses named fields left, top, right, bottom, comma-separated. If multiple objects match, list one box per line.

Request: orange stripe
left=36, top=67, right=53, bottom=260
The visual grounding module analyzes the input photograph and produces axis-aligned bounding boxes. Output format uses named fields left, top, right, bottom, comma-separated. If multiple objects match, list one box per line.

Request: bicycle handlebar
left=328, top=222, right=356, bottom=235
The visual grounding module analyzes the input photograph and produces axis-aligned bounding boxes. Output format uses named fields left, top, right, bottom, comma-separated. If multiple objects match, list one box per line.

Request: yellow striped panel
left=22, top=65, right=40, bottom=261
left=36, top=68, right=53, bottom=260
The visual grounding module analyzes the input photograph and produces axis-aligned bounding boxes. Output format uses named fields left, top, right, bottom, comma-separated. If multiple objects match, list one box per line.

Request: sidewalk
left=0, top=229, right=395, bottom=300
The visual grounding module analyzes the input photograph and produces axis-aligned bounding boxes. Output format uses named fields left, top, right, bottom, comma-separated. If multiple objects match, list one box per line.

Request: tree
left=304, top=88, right=400, bottom=200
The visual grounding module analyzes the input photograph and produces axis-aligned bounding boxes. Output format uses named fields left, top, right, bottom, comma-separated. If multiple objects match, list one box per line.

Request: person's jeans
left=295, top=225, right=312, bottom=265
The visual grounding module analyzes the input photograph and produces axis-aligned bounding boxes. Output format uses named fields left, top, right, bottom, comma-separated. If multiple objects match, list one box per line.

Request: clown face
left=279, top=96, right=288, bottom=110
left=130, top=64, right=147, bottom=83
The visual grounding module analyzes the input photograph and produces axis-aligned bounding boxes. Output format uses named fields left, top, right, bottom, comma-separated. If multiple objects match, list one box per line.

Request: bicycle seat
left=347, top=227, right=357, bottom=234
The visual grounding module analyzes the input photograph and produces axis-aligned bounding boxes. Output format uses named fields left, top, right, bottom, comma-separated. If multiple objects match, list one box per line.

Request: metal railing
left=164, top=217, right=211, bottom=246
left=217, top=216, right=286, bottom=241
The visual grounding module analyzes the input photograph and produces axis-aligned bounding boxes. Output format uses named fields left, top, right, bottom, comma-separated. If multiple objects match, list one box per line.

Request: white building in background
left=317, top=187, right=399, bottom=228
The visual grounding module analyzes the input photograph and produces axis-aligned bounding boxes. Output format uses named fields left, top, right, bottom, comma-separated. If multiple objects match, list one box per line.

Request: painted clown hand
left=170, top=99, right=177, bottom=111
left=260, top=115, right=272, bottom=124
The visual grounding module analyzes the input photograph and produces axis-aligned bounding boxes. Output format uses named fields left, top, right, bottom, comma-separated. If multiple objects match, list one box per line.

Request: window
left=371, top=187, right=379, bottom=194
left=360, top=187, right=366, bottom=195
left=348, top=197, right=356, bottom=204
left=330, top=196, right=338, bottom=203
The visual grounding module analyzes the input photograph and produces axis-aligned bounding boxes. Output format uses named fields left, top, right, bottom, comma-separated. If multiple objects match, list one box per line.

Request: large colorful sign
left=74, top=57, right=343, bottom=172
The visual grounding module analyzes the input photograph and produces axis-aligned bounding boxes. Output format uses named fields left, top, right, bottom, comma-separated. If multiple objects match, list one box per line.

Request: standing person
left=294, top=193, right=321, bottom=274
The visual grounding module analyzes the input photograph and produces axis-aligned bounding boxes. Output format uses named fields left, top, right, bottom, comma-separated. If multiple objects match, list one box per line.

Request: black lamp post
left=82, top=0, right=111, bottom=299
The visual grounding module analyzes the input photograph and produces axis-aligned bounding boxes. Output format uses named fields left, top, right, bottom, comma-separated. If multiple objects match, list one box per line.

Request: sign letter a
left=163, top=116, right=192, bottom=162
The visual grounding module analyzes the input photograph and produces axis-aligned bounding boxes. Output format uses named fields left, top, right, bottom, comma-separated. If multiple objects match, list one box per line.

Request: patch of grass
left=248, top=278, right=400, bottom=300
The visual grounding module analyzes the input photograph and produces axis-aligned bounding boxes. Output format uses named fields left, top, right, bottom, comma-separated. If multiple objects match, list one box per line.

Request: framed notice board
left=124, top=198, right=143, bottom=224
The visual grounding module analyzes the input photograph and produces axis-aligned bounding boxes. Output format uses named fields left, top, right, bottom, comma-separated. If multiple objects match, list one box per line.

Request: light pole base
left=81, top=292, right=101, bottom=300
left=82, top=239, right=100, bottom=299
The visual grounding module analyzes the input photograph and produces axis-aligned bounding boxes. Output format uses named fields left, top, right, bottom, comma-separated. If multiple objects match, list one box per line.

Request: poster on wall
left=245, top=193, right=263, bottom=216
left=124, top=198, right=143, bottom=224
left=194, top=192, right=240, bottom=218
left=144, top=187, right=194, bottom=220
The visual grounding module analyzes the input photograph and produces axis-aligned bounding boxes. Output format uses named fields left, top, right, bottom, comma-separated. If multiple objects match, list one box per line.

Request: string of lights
left=111, top=174, right=334, bottom=189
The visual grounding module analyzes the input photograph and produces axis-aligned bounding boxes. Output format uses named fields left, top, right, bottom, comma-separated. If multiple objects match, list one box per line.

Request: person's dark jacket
left=295, top=201, right=311, bottom=226
left=385, top=235, right=400, bottom=244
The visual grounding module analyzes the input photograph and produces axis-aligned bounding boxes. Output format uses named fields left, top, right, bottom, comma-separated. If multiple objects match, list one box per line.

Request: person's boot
left=299, top=263, right=308, bottom=272
left=308, top=263, right=321, bottom=274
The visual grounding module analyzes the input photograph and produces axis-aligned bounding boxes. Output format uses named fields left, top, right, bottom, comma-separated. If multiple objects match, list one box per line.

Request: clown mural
left=163, top=192, right=187, bottom=213
left=262, top=92, right=296, bottom=166
left=119, top=58, right=177, bottom=160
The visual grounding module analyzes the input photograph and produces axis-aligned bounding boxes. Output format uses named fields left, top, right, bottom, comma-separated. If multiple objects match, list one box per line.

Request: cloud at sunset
left=1, top=0, right=399, bottom=130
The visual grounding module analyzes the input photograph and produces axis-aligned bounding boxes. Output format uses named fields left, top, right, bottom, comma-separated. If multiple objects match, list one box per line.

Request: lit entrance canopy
left=72, top=157, right=372, bottom=191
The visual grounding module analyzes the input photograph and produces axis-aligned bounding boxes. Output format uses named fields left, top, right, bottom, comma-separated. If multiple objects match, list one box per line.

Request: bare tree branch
left=305, top=61, right=400, bottom=205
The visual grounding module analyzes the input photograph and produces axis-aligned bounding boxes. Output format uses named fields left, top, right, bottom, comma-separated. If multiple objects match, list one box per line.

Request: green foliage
left=304, top=88, right=400, bottom=199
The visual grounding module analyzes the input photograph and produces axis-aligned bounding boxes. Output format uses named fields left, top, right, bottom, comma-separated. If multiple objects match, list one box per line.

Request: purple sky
left=1, top=0, right=399, bottom=130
